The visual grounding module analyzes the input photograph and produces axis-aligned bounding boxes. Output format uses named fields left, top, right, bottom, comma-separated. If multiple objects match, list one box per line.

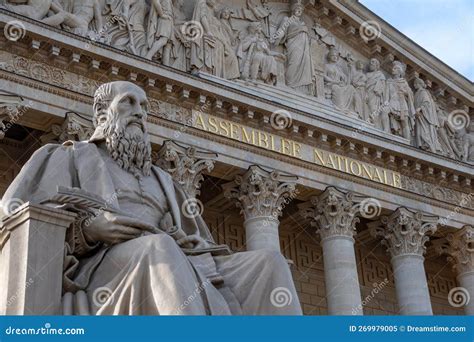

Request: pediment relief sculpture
left=1, top=0, right=471, bottom=164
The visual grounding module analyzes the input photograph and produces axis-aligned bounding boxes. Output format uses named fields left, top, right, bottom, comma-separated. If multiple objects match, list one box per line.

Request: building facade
left=0, top=0, right=472, bottom=315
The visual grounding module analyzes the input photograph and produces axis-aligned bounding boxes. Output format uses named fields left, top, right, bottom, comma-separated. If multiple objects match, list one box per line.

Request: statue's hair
left=393, top=61, right=407, bottom=75
left=414, top=77, right=426, bottom=88
left=291, top=0, right=304, bottom=12
left=370, top=58, right=381, bottom=68
left=92, top=82, right=115, bottom=127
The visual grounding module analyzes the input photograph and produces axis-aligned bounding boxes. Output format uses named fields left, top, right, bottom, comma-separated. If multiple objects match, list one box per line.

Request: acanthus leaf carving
left=222, top=165, right=298, bottom=221
left=370, top=207, right=438, bottom=258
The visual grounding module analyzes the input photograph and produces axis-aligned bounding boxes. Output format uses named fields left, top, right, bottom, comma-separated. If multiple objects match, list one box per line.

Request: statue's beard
left=103, top=118, right=152, bottom=177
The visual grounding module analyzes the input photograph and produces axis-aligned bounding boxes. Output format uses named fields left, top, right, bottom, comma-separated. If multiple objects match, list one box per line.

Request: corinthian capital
left=155, top=140, right=217, bottom=198
left=445, top=225, right=474, bottom=275
left=40, top=112, right=94, bottom=144
left=222, top=165, right=298, bottom=220
left=299, top=187, right=367, bottom=241
left=370, top=207, right=438, bottom=258
left=0, top=91, right=25, bottom=139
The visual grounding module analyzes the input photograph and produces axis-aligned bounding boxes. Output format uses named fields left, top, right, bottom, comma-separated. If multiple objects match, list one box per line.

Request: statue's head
left=91, top=81, right=152, bottom=176
left=356, top=60, right=365, bottom=71
left=248, top=22, right=263, bottom=35
left=392, top=61, right=406, bottom=78
left=413, top=77, right=426, bottom=90
left=327, top=47, right=339, bottom=63
left=220, top=7, right=232, bottom=20
left=369, top=58, right=380, bottom=71
left=291, top=3, right=304, bottom=17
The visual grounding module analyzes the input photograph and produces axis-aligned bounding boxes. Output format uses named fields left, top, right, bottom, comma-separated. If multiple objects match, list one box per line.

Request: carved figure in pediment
left=272, top=1, right=314, bottom=94
left=436, top=106, right=463, bottom=159
left=323, top=47, right=355, bottom=111
left=190, top=0, right=240, bottom=80
left=350, top=60, right=367, bottom=121
left=145, top=0, right=174, bottom=62
left=219, top=8, right=239, bottom=48
left=233, top=0, right=271, bottom=37
left=166, top=0, right=190, bottom=71
left=461, top=123, right=474, bottom=163
left=102, top=0, right=148, bottom=56
left=41, top=0, right=103, bottom=37
left=365, top=58, right=389, bottom=132
left=413, top=77, right=443, bottom=153
left=1, top=0, right=53, bottom=21
left=384, top=61, right=415, bottom=141
left=237, top=22, right=285, bottom=85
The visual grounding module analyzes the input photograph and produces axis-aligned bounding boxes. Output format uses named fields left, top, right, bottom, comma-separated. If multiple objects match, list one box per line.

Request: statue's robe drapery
left=385, top=78, right=416, bottom=138
left=365, top=70, right=385, bottom=126
left=414, top=88, right=442, bottom=153
left=275, top=17, right=314, bottom=94
left=3, top=141, right=302, bottom=315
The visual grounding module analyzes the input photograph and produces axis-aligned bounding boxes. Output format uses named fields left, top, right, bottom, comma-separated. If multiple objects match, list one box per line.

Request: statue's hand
left=83, top=211, right=155, bottom=245
left=176, top=235, right=210, bottom=250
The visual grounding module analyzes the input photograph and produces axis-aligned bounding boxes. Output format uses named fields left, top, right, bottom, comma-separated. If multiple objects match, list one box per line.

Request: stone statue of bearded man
left=3, top=81, right=302, bottom=315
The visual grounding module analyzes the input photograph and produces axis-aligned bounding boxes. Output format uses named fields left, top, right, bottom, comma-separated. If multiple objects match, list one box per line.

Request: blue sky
left=360, top=0, right=474, bottom=81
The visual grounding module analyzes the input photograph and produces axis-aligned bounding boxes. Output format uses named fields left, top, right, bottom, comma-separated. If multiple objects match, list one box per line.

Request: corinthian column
left=444, top=225, right=474, bottom=314
left=370, top=208, right=438, bottom=315
left=222, top=165, right=298, bottom=252
left=299, top=187, right=364, bottom=315
left=155, top=140, right=217, bottom=198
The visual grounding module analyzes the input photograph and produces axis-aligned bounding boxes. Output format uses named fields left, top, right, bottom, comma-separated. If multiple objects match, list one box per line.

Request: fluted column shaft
left=223, top=165, right=298, bottom=252
left=300, top=187, right=366, bottom=315
left=371, top=208, right=438, bottom=315
left=446, top=225, right=474, bottom=315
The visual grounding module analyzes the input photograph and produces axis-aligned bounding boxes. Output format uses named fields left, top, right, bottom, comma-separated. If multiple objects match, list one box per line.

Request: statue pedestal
left=0, top=203, right=76, bottom=315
